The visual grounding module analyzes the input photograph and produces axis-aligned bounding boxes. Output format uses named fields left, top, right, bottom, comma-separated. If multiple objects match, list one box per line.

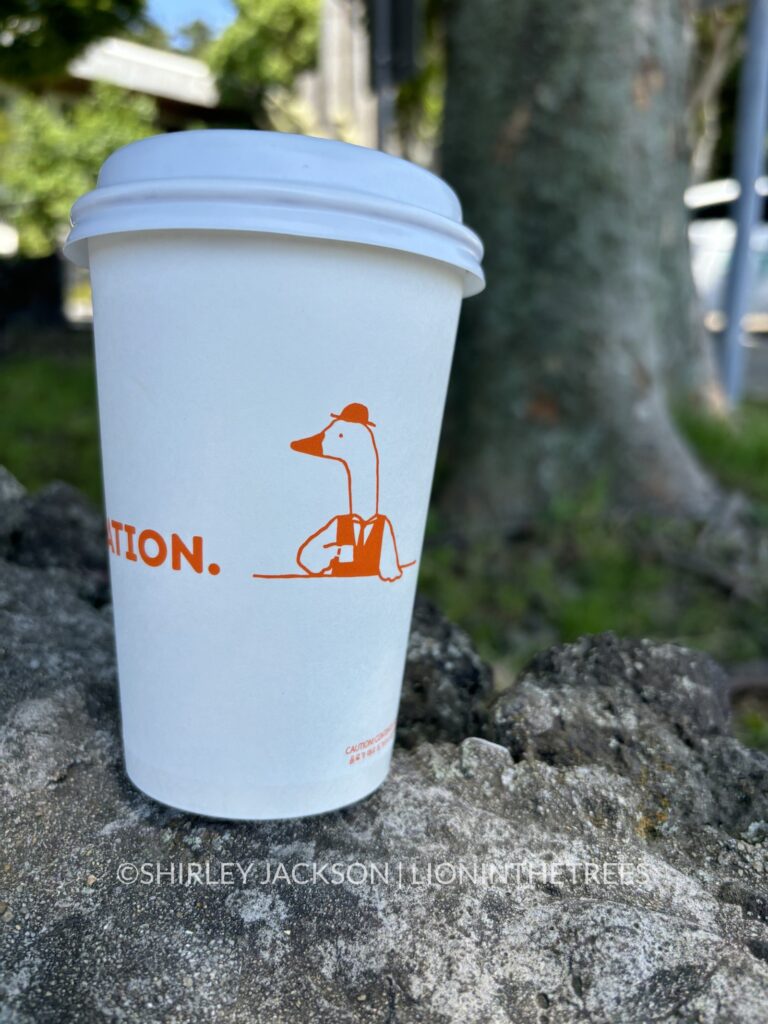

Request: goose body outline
left=289, top=403, right=407, bottom=582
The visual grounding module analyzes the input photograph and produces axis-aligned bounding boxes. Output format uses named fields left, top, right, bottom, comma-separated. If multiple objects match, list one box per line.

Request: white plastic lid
left=64, top=130, right=484, bottom=297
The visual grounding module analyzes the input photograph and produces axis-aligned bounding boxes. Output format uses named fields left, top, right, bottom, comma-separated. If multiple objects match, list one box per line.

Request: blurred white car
left=687, top=176, right=768, bottom=335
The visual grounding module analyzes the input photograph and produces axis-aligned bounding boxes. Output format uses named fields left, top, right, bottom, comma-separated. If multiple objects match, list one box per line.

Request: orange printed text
left=106, top=519, right=220, bottom=576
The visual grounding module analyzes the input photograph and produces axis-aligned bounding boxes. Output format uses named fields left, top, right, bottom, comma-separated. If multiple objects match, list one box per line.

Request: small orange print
left=252, top=403, right=415, bottom=583
left=345, top=721, right=396, bottom=766
left=106, top=520, right=220, bottom=576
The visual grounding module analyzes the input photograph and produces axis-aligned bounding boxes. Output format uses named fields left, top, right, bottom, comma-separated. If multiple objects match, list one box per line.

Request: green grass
left=0, top=353, right=102, bottom=503
left=420, top=510, right=768, bottom=673
left=420, top=400, right=768, bottom=748
left=734, top=706, right=768, bottom=752
left=679, top=401, right=768, bottom=505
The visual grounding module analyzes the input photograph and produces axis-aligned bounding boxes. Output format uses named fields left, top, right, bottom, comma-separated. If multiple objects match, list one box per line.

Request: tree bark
left=438, top=0, right=720, bottom=532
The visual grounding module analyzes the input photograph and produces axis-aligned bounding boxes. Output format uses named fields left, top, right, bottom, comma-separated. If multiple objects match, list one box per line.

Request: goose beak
left=290, top=431, right=325, bottom=457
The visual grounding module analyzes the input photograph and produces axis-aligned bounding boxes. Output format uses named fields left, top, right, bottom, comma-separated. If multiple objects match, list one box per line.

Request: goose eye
left=338, top=432, right=344, bottom=438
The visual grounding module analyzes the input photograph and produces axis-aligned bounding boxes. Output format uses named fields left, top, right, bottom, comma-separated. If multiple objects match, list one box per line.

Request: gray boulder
left=399, top=598, right=493, bottom=747
left=0, top=478, right=109, bottom=606
left=489, top=633, right=767, bottom=834
left=0, top=471, right=767, bottom=1023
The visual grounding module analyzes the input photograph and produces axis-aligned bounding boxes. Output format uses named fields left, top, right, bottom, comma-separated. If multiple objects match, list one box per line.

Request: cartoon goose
left=290, top=403, right=408, bottom=582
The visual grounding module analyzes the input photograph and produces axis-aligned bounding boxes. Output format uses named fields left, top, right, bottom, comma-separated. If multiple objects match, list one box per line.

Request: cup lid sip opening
left=63, top=130, right=485, bottom=297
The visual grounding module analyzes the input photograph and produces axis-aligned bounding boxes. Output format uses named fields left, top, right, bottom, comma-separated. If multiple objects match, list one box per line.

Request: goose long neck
left=346, top=442, right=379, bottom=521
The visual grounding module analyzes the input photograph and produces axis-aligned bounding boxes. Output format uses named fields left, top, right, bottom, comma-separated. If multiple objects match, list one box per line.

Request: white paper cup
left=64, top=131, right=484, bottom=819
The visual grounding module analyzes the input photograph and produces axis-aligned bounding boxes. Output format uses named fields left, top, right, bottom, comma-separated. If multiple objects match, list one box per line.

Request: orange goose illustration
left=289, top=403, right=409, bottom=581
left=252, top=403, right=413, bottom=582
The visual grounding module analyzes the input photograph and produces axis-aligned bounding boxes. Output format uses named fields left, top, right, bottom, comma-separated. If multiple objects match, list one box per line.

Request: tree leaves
left=0, top=84, right=157, bottom=256
left=0, top=0, right=145, bottom=84
left=206, top=0, right=320, bottom=119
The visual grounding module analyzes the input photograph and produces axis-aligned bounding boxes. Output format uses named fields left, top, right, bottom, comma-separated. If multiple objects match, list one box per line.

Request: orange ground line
left=251, top=563, right=416, bottom=580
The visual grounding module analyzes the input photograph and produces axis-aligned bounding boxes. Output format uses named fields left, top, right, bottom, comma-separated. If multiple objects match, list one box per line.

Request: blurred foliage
left=0, top=0, right=145, bottom=84
left=0, top=354, right=100, bottom=502
left=422, top=401, right=768, bottom=689
left=206, top=0, right=320, bottom=120
left=176, top=19, right=215, bottom=56
left=397, top=3, right=444, bottom=158
left=395, top=0, right=445, bottom=160
left=689, top=5, right=745, bottom=183
left=678, top=401, right=768, bottom=505
left=0, top=84, right=157, bottom=257
left=420, top=481, right=768, bottom=673
left=122, top=17, right=170, bottom=49
left=733, top=697, right=768, bottom=752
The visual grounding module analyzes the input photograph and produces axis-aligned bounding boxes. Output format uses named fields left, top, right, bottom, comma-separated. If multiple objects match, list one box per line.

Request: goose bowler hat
left=330, top=403, right=376, bottom=428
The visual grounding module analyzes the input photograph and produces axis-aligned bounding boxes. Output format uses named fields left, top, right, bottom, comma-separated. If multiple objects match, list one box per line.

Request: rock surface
left=490, top=634, right=767, bottom=833
left=399, top=599, right=493, bottom=748
left=1, top=471, right=767, bottom=1023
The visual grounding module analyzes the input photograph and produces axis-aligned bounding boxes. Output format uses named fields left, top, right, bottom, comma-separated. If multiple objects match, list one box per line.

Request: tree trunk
left=438, top=0, right=720, bottom=533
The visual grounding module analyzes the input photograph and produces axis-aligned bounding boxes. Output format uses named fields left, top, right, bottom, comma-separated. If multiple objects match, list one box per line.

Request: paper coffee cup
left=64, top=130, right=484, bottom=819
